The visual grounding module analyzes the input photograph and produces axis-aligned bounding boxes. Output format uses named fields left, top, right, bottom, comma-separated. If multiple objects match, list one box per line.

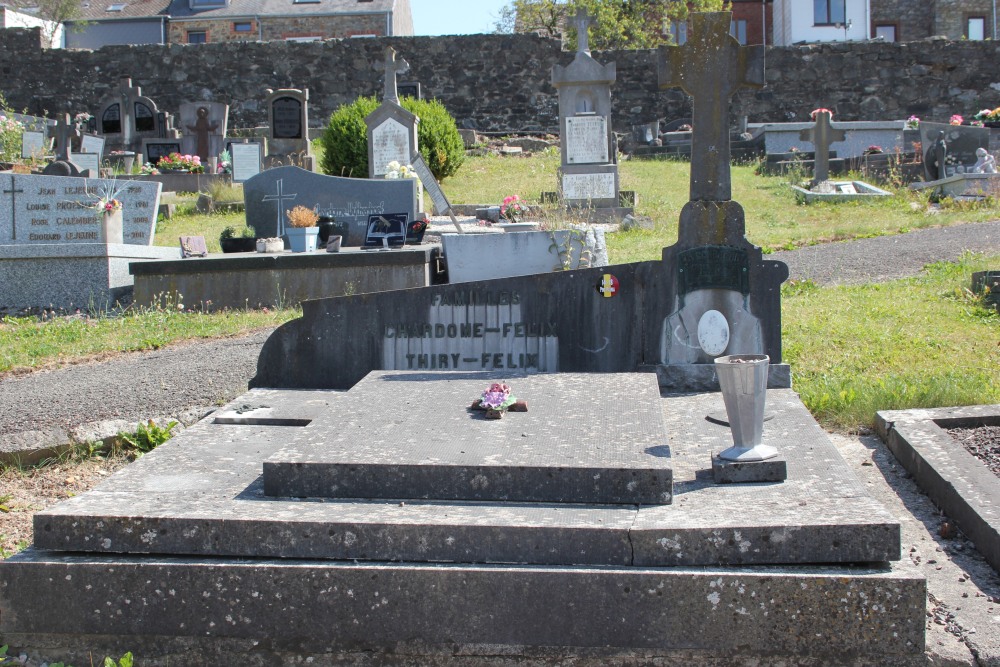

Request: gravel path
left=0, top=221, right=998, bottom=445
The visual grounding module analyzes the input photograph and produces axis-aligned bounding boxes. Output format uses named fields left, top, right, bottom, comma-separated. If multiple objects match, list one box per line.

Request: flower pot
left=286, top=226, right=319, bottom=253
left=220, top=237, right=256, bottom=253
left=100, top=208, right=123, bottom=244
left=257, top=238, right=283, bottom=253
left=714, top=354, right=776, bottom=462
left=325, top=235, right=342, bottom=253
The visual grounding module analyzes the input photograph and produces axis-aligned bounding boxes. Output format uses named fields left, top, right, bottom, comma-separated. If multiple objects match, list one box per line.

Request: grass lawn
left=3, top=152, right=998, bottom=432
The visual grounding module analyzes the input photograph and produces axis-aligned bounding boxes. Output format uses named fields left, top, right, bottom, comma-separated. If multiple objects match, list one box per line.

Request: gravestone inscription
left=0, top=173, right=162, bottom=245
left=565, top=115, right=609, bottom=164
left=272, top=97, right=303, bottom=139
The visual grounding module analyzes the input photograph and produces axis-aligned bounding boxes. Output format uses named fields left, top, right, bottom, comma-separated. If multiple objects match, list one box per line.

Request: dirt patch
left=0, top=452, right=131, bottom=557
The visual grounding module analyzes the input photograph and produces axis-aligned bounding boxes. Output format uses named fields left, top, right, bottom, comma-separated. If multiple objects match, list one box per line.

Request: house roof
left=38, top=0, right=397, bottom=22
left=72, top=0, right=171, bottom=21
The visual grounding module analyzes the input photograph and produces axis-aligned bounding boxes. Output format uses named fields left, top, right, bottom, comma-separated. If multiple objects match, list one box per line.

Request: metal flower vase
left=714, top=354, right=776, bottom=462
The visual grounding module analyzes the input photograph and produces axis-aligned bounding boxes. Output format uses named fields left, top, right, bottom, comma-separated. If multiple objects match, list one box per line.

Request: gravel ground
left=949, top=425, right=1000, bottom=479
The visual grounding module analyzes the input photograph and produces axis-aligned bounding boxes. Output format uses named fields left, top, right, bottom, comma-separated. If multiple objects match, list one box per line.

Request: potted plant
left=219, top=224, right=257, bottom=253
left=156, top=152, right=205, bottom=173
left=285, top=205, right=320, bottom=252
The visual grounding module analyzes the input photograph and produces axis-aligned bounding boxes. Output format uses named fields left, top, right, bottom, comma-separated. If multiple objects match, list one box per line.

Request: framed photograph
left=363, top=213, right=408, bottom=248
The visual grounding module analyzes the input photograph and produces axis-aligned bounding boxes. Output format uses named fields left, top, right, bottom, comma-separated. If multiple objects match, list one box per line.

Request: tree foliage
left=494, top=0, right=731, bottom=50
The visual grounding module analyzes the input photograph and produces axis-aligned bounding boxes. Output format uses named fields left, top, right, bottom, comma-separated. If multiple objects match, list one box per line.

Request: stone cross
left=116, top=77, right=141, bottom=149
left=377, top=46, right=410, bottom=105
left=799, top=110, right=845, bottom=185
left=3, top=175, right=24, bottom=241
left=52, top=113, right=79, bottom=163
left=572, top=8, right=595, bottom=54
left=657, top=12, right=764, bottom=202
left=262, top=178, right=297, bottom=237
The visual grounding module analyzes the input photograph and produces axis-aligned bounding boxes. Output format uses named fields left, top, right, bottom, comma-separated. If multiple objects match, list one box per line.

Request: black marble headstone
left=271, top=97, right=303, bottom=139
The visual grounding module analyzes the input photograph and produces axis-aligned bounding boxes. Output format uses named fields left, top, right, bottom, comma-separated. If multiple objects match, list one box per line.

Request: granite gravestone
left=920, top=121, right=990, bottom=181
left=0, top=173, right=162, bottom=246
left=264, top=88, right=315, bottom=171
left=20, top=130, right=48, bottom=159
left=800, top=110, right=845, bottom=185
left=179, top=102, right=229, bottom=164
left=96, top=77, right=163, bottom=153
left=551, top=9, right=621, bottom=210
left=655, top=12, right=788, bottom=385
left=366, top=47, right=418, bottom=179
left=244, top=166, right=417, bottom=244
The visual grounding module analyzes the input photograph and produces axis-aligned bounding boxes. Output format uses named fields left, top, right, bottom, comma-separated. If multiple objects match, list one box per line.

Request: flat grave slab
left=32, top=380, right=901, bottom=567
left=262, top=371, right=673, bottom=505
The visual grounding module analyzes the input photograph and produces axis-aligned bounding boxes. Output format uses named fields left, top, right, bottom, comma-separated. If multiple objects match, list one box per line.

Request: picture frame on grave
left=228, top=141, right=264, bottom=183
left=69, top=152, right=101, bottom=176
left=363, top=213, right=408, bottom=248
left=179, top=235, right=209, bottom=258
left=143, top=140, right=183, bottom=167
left=21, top=130, right=48, bottom=159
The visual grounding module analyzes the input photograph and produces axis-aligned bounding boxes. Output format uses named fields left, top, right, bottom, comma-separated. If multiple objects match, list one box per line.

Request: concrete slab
left=0, top=550, right=926, bottom=665
left=31, top=385, right=900, bottom=567
left=711, top=453, right=788, bottom=483
left=262, top=372, right=673, bottom=505
left=876, top=404, right=1000, bottom=573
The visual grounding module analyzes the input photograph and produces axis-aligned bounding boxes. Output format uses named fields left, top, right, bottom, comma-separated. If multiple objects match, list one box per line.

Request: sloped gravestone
left=244, top=166, right=417, bottom=245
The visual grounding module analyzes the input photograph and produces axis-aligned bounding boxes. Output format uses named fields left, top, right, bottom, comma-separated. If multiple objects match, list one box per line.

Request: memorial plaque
left=363, top=213, right=407, bottom=247
left=566, top=115, right=609, bottom=164
left=143, top=140, right=182, bottom=166
left=21, top=131, right=47, bottom=159
left=101, top=104, right=122, bottom=134
left=272, top=97, right=303, bottom=139
left=562, top=172, right=615, bottom=200
left=134, top=102, right=155, bottom=133
left=372, top=118, right=411, bottom=176
left=411, top=154, right=449, bottom=215
left=69, top=152, right=101, bottom=176
left=230, top=142, right=263, bottom=183
left=80, top=133, right=105, bottom=157
left=0, top=173, right=162, bottom=246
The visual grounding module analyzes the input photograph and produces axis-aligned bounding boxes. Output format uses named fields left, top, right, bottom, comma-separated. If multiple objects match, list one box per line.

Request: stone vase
left=101, top=208, right=124, bottom=244
left=714, top=354, right=776, bottom=462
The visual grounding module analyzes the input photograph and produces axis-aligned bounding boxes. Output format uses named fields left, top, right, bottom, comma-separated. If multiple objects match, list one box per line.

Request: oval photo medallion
left=697, top=309, right=730, bottom=356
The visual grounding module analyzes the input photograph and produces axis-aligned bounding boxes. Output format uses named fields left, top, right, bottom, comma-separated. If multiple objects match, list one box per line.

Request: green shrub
left=320, top=96, right=465, bottom=181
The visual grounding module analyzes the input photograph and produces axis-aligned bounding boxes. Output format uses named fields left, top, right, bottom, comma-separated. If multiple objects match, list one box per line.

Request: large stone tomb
left=0, top=371, right=924, bottom=664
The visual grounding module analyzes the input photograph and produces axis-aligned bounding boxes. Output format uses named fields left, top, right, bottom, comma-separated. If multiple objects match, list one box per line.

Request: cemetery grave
left=0, top=12, right=933, bottom=665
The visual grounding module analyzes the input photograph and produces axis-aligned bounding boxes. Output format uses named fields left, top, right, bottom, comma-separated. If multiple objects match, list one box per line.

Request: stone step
left=0, top=550, right=926, bottom=665
left=262, top=372, right=673, bottom=505
left=31, top=383, right=901, bottom=567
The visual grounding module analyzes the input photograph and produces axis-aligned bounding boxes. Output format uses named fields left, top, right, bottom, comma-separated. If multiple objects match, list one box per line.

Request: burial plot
left=920, top=121, right=991, bottom=181
left=0, top=173, right=176, bottom=308
left=244, top=165, right=417, bottom=245
left=264, top=88, right=315, bottom=171
left=551, top=9, right=628, bottom=216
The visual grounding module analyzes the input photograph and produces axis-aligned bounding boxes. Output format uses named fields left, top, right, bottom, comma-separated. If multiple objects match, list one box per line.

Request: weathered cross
left=52, top=113, right=79, bottom=163
left=3, top=175, right=24, bottom=241
left=572, top=7, right=595, bottom=55
left=262, top=178, right=297, bottom=237
left=377, top=46, right=410, bottom=105
left=657, top=12, right=764, bottom=202
left=799, top=110, right=844, bottom=185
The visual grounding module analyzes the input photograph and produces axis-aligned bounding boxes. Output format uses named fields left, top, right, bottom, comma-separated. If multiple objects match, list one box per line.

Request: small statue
left=926, top=130, right=948, bottom=180
left=973, top=147, right=997, bottom=174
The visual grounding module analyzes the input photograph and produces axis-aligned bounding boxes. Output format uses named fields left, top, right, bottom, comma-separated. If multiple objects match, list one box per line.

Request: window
left=730, top=18, right=747, bottom=45
left=105, top=3, right=126, bottom=10
left=874, top=24, right=896, bottom=42
left=814, top=0, right=846, bottom=26
left=285, top=35, right=322, bottom=41
left=967, top=16, right=986, bottom=40
left=233, top=21, right=252, bottom=32
left=293, top=0, right=321, bottom=4
left=668, top=21, right=687, bottom=45
left=189, top=0, right=225, bottom=8
left=187, top=30, right=207, bottom=43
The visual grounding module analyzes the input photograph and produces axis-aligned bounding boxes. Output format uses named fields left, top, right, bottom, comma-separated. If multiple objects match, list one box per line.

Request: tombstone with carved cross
left=551, top=8, right=625, bottom=212
left=654, top=13, right=789, bottom=390
left=365, top=46, right=422, bottom=213
left=800, top=109, right=845, bottom=186
left=264, top=88, right=315, bottom=172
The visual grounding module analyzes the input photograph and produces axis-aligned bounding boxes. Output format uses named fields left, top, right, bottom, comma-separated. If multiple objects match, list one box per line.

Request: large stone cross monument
left=655, top=13, right=788, bottom=386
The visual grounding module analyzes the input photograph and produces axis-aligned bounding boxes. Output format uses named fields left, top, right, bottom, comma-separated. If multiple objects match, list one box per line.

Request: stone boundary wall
left=3, top=27, right=1000, bottom=134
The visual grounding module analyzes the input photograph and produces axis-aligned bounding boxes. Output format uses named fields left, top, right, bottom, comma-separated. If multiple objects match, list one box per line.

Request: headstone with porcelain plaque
left=551, top=9, right=627, bottom=215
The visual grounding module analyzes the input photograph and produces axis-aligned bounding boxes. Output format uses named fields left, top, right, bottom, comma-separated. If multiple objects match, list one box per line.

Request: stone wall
left=4, top=27, right=1000, bottom=135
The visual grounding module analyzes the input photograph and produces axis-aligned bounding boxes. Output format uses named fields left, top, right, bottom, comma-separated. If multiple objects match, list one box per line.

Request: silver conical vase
left=714, top=354, right=776, bottom=462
